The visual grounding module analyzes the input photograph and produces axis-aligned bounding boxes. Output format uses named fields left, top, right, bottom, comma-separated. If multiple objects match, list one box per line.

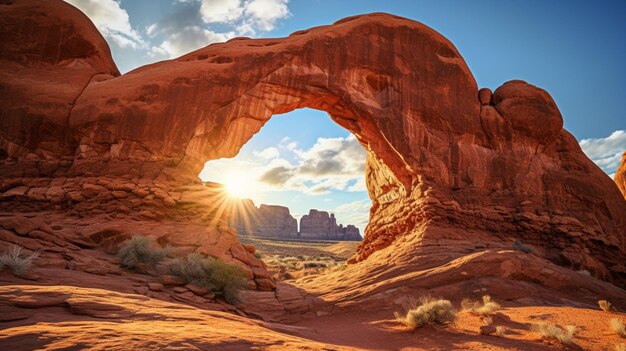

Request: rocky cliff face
left=231, top=200, right=298, bottom=239
left=230, top=201, right=361, bottom=241
left=1, top=0, right=625, bottom=288
left=616, top=151, right=626, bottom=199
left=300, top=210, right=362, bottom=241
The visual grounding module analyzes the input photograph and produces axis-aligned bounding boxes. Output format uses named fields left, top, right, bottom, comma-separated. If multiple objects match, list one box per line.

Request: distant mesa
left=300, top=209, right=361, bottom=241
left=230, top=199, right=362, bottom=241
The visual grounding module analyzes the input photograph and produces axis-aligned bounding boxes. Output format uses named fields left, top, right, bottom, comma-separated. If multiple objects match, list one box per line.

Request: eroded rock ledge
left=0, top=0, right=625, bottom=288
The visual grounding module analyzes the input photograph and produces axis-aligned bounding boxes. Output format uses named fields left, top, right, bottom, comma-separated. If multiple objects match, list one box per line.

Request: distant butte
left=230, top=199, right=362, bottom=241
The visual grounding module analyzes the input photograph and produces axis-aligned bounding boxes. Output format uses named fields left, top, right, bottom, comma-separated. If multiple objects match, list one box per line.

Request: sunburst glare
left=223, top=172, right=256, bottom=198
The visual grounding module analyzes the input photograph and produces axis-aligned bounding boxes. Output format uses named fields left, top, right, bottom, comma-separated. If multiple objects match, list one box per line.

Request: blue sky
left=66, top=0, right=626, bottom=231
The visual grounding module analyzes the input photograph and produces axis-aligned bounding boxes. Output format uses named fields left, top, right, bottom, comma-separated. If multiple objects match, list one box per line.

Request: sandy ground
left=1, top=284, right=625, bottom=351
left=238, top=235, right=359, bottom=260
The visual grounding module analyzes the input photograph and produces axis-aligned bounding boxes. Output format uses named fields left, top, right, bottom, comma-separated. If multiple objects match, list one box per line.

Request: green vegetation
left=170, top=253, right=247, bottom=304
left=395, top=296, right=456, bottom=330
left=118, top=235, right=168, bottom=269
left=531, top=323, right=577, bottom=345
left=0, top=245, right=39, bottom=276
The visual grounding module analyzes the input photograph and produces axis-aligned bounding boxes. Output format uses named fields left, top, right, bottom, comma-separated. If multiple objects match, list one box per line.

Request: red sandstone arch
left=1, top=0, right=625, bottom=286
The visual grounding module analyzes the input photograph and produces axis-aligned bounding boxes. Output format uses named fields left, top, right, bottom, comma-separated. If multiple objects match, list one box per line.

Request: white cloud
left=65, top=0, right=145, bottom=49
left=156, top=26, right=234, bottom=58
left=198, top=0, right=291, bottom=35
left=146, top=23, right=159, bottom=37
left=278, top=137, right=297, bottom=151
left=67, top=0, right=292, bottom=68
left=200, top=133, right=370, bottom=231
left=200, top=0, right=244, bottom=23
left=243, top=0, right=290, bottom=32
left=257, top=134, right=367, bottom=194
left=253, top=146, right=280, bottom=159
left=579, top=130, right=626, bottom=176
left=148, top=0, right=290, bottom=59
left=201, top=134, right=367, bottom=195
left=334, top=200, right=371, bottom=231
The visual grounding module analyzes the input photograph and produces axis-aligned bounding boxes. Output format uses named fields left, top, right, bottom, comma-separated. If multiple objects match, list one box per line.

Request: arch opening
left=199, top=107, right=371, bottom=237
left=200, top=108, right=372, bottom=280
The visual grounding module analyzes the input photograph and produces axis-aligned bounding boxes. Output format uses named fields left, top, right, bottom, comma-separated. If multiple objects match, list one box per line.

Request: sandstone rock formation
left=299, top=210, right=361, bottom=241
left=231, top=200, right=298, bottom=239
left=1, top=0, right=625, bottom=295
left=615, top=151, right=626, bottom=199
left=0, top=0, right=119, bottom=168
left=230, top=201, right=361, bottom=241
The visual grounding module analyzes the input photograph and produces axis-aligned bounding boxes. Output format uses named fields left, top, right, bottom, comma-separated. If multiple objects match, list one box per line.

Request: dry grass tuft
left=531, top=322, right=577, bottom=345
left=0, top=245, right=39, bottom=276
left=616, top=343, right=626, bottom=351
left=495, top=326, right=506, bottom=336
left=599, top=300, right=613, bottom=312
left=462, top=295, right=501, bottom=316
left=395, top=296, right=456, bottom=330
left=170, top=253, right=247, bottom=304
left=118, top=235, right=167, bottom=269
left=610, top=318, right=626, bottom=337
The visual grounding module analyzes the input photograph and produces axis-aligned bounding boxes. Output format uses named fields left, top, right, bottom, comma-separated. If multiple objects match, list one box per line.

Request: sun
left=222, top=172, right=254, bottom=198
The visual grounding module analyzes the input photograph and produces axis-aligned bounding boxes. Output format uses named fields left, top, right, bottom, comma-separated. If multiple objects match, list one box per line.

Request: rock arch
left=1, top=1, right=625, bottom=286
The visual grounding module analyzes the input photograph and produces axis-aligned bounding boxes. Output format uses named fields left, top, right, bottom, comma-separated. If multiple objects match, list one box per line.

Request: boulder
left=160, top=275, right=185, bottom=287
left=147, top=283, right=164, bottom=292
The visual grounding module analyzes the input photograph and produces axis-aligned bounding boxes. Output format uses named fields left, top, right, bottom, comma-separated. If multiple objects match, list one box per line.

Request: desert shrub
left=170, top=253, right=247, bottom=304
left=395, top=296, right=456, bottom=330
left=254, top=251, right=262, bottom=259
left=0, top=245, right=39, bottom=276
left=599, top=300, right=613, bottom=312
left=512, top=240, right=533, bottom=254
left=462, top=295, right=501, bottom=316
left=303, top=261, right=327, bottom=269
left=577, top=269, right=591, bottom=276
left=495, top=326, right=506, bottom=336
left=118, top=235, right=167, bottom=269
left=531, top=323, right=577, bottom=345
left=610, top=318, right=626, bottom=337
left=616, top=343, right=626, bottom=351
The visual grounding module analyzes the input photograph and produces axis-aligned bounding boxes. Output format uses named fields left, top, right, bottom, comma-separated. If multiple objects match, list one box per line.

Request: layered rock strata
left=229, top=201, right=362, bottom=241
left=231, top=200, right=298, bottom=239
left=299, top=210, right=361, bottom=241
left=615, top=151, right=626, bottom=199
left=0, top=0, right=625, bottom=288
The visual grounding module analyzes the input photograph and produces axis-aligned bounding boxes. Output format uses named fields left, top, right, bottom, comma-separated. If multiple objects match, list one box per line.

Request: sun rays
left=202, top=181, right=262, bottom=236
left=222, top=172, right=256, bottom=199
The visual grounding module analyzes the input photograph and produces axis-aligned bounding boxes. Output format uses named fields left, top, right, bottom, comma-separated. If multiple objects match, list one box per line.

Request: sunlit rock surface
left=231, top=199, right=299, bottom=239
left=616, top=151, right=626, bottom=199
left=0, top=0, right=625, bottom=292
left=299, top=210, right=361, bottom=241
left=229, top=201, right=361, bottom=241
